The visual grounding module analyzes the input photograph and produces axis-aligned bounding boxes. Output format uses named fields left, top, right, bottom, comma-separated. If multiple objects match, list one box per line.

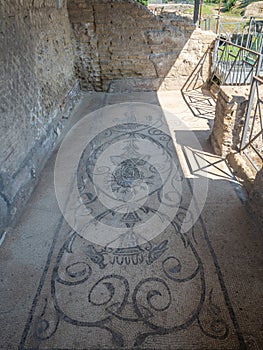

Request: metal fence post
left=240, top=78, right=257, bottom=150
left=193, top=0, right=200, bottom=25
left=211, top=37, right=220, bottom=74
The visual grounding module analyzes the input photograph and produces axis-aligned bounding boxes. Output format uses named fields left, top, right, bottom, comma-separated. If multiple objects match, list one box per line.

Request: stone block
left=210, top=86, right=250, bottom=156
left=68, top=0, right=215, bottom=93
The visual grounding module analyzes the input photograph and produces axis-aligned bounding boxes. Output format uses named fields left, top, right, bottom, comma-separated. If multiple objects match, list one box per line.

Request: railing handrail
left=211, top=37, right=262, bottom=86
left=217, top=38, right=261, bottom=56
left=239, top=75, right=263, bottom=171
left=252, top=75, right=263, bottom=84
left=200, top=16, right=263, bottom=53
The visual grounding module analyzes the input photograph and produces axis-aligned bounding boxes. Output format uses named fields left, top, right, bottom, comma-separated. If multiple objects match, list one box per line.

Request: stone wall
left=0, top=0, right=78, bottom=235
left=210, top=86, right=250, bottom=157
left=0, top=0, right=216, bottom=236
left=211, top=84, right=263, bottom=225
left=249, top=166, right=263, bottom=226
left=68, top=0, right=215, bottom=92
left=244, top=1, right=263, bottom=17
left=210, top=85, right=257, bottom=190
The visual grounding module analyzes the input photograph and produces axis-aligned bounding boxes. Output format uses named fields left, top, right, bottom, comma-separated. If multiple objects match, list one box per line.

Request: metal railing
left=171, top=0, right=194, bottom=3
left=201, top=17, right=263, bottom=54
left=200, top=16, right=246, bottom=39
left=240, top=76, right=263, bottom=171
left=211, top=38, right=262, bottom=85
left=234, top=17, right=263, bottom=53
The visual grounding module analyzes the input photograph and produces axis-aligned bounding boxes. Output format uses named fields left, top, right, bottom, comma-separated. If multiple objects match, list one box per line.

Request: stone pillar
left=210, top=85, right=250, bottom=157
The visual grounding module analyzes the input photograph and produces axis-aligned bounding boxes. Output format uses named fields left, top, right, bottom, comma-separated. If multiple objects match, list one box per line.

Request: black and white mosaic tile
left=19, top=103, right=245, bottom=349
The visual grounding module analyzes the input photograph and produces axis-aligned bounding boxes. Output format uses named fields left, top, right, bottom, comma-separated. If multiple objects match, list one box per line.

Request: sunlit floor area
left=0, top=90, right=262, bottom=350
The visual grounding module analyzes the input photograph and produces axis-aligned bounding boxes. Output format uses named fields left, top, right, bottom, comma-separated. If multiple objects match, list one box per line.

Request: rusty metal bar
left=240, top=77, right=258, bottom=149
left=212, top=38, right=261, bottom=86
left=218, top=38, right=261, bottom=55
left=240, top=76, right=263, bottom=170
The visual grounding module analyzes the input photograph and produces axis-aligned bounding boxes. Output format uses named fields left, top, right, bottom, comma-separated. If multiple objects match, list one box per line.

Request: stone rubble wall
left=244, top=1, right=263, bottom=17
left=0, top=0, right=78, bottom=235
left=249, top=166, right=263, bottom=226
left=211, top=84, right=263, bottom=225
left=210, top=86, right=250, bottom=157
left=67, top=0, right=216, bottom=92
left=211, top=84, right=263, bottom=161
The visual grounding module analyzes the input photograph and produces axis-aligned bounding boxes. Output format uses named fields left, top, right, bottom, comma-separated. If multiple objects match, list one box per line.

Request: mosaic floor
left=1, top=91, right=262, bottom=350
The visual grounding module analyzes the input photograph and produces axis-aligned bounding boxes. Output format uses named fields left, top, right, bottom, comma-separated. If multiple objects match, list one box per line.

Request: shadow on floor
left=1, top=91, right=262, bottom=350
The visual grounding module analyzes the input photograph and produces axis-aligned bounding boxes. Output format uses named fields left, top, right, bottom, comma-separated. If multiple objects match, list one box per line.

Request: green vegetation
left=202, top=0, right=260, bottom=15
left=218, top=44, right=258, bottom=66
left=223, top=0, right=260, bottom=14
left=237, top=0, right=259, bottom=9
left=218, top=45, right=239, bottom=61
left=136, top=0, right=259, bottom=16
left=136, top=0, right=147, bottom=6
left=223, top=0, right=237, bottom=12
left=201, top=4, right=216, bottom=15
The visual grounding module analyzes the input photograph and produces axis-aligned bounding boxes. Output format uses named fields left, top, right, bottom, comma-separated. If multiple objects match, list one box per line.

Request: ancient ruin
left=0, top=1, right=262, bottom=349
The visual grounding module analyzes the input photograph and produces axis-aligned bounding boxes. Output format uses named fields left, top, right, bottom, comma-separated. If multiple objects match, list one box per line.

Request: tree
left=136, top=0, right=148, bottom=6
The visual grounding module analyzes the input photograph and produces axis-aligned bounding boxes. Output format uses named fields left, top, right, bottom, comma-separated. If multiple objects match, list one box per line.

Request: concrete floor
left=0, top=90, right=262, bottom=350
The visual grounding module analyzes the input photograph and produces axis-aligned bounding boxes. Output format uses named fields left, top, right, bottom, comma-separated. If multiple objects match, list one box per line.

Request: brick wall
left=0, top=0, right=78, bottom=234
left=0, top=0, right=216, bottom=235
left=68, top=0, right=215, bottom=92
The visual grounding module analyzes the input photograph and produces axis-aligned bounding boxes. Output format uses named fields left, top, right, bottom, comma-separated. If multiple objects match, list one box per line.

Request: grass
left=182, top=2, right=247, bottom=33
left=183, top=3, right=215, bottom=15
left=218, top=45, right=240, bottom=62
left=183, top=2, right=244, bottom=19
left=201, top=4, right=216, bottom=16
